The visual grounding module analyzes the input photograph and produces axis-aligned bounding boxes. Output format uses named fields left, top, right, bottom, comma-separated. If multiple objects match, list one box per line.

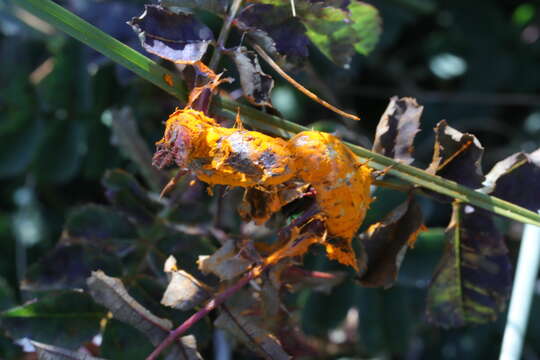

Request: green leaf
left=0, top=291, right=105, bottom=349
left=101, top=319, right=154, bottom=359
left=302, top=0, right=382, bottom=67
left=426, top=203, right=512, bottom=327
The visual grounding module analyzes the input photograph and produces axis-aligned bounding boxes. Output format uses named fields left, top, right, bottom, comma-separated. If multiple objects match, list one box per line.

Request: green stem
left=208, top=0, right=243, bottom=70
left=15, top=0, right=540, bottom=227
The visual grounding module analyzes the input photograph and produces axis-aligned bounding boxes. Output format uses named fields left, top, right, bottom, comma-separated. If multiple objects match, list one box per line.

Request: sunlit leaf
left=372, top=97, right=423, bottom=165
left=198, top=240, right=252, bottom=280
left=426, top=203, right=512, bottom=327
left=357, top=196, right=425, bottom=288
left=227, top=47, right=274, bottom=106
left=0, top=292, right=105, bottom=349
left=32, top=340, right=105, bottom=360
left=161, top=256, right=211, bottom=311
left=129, top=5, right=214, bottom=63
left=483, top=148, right=540, bottom=212
left=427, top=120, right=485, bottom=190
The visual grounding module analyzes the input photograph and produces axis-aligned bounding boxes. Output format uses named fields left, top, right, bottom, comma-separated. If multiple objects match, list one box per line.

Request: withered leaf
left=161, top=256, right=211, bottom=311
left=129, top=5, right=214, bottom=63
left=483, top=148, right=540, bottom=212
left=86, top=271, right=172, bottom=346
left=198, top=240, right=253, bottom=280
left=426, top=120, right=485, bottom=189
left=235, top=4, right=309, bottom=66
left=159, top=0, right=229, bottom=15
left=372, top=97, right=423, bottom=165
left=31, top=341, right=105, bottom=360
left=227, top=47, right=274, bottom=107
left=426, top=203, right=512, bottom=328
left=215, top=307, right=290, bottom=360
left=356, top=197, right=425, bottom=288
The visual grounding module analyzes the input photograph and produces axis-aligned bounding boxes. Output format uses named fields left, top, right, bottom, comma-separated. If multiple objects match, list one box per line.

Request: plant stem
left=208, top=0, right=243, bottom=70
left=146, top=267, right=259, bottom=360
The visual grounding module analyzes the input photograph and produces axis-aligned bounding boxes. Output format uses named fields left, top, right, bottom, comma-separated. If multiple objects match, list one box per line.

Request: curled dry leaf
left=129, top=5, right=214, bottom=63
left=356, top=197, right=426, bottom=288
left=227, top=47, right=274, bottom=107
left=426, top=120, right=485, bottom=190
left=31, top=341, right=105, bottom=360
left=215, top=307, right=291, bottom=360
left=426, top=203, right=512, bottom=328
left=161, top=255, right=211, bottom=311
left=87, top=270, right=172, bottom=346
left=198, top=240, right=253, bottom=280
left=372, top=96, right=423, bottom=165
left=483, top=148, right=540, bottom=212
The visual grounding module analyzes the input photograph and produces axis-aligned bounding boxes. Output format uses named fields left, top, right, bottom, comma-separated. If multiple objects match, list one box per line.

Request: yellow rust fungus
left=155, top=108, right=374, bottom=271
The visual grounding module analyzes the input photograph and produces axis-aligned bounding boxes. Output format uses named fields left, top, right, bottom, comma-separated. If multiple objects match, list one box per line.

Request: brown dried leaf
left=215, top=308, right=290, bottom=360
left=32, top=341, right=105, bottom=360
left=356, top=197, right=425, bottom=288
left=86, top=271, right=172, bottom=346
left=161, top=256, right=211, bottom=311
left=372, top=96, right=423, bottom=165
left=198, top=240, right=253, bottom=280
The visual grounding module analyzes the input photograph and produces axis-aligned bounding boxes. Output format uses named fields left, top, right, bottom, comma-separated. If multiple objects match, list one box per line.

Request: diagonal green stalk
left=16, top=0, right=540, bottom=227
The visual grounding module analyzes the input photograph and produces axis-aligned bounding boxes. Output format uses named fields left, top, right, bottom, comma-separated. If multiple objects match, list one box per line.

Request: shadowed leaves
left=356, top=197, right=425, bottom=288
left=32, top=341, right=105, bottom=360
left=159, top=0, right=230, bottom=15
left=215, top=306, right=290, bottom=360
left=235, top=4, right=310, bottom=65
left=483, top=148, right=540, bottom=212
left=227, top=47, right=274, bottom=106
left=0, top=292, right=105, bottom=349
left=129, top=5, right=214, bottom=63
left=426, top=120, right=485, bottom=190
left=372, top=97, right=423, bottom=165
left=426, top=203, right=512, bottom=328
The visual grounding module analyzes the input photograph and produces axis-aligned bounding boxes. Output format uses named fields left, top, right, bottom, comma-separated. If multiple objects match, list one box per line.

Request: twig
left=252, top=44, right=360, bottom=121
left=146, top=266, right=261, bottom=360
left=208, top=0, right=244, bottom=70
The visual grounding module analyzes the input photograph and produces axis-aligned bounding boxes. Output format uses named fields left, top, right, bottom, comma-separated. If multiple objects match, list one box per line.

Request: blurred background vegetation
left=2, top=0, right=540, bottom=358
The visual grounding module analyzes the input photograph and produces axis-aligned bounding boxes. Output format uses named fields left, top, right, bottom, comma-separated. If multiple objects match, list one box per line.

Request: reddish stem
left=286, top=266, right=339, bottom=280
left=146, top=268, right=258, bottom=360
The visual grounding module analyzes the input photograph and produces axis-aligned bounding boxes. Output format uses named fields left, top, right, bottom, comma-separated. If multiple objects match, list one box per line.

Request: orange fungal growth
left=290, top=131, right=373, bottom=270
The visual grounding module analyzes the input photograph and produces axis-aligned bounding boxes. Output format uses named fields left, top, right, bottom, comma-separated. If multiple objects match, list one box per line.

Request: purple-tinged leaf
left=356, top=197, right=425, bottom=288
left=0, top=292, right=105, bottom=350
left=426, top=203, right=512, bottom=328
left=427, top=120, right=485, bottom=190
left=22, top=245, right=122, bottom=292
left=483, top=148, right=540, bottom=212
left=215, top=307, right=290, bottom=360
left=129, top=5, right=214, bottom=63
left=198, top=240, right=253, bottom=280
left=161, top=256, right=211, bottom=311
left=31, top=340, right=105, bottom=360
left=102, top=169, right=161, bottom=224
left=235, top=4, right=310, bottom=65
left=160, top=0, right=230, bottom=15
left=372, top=97, right=423, bottom=165
left=227, top=47, right=274, bottom=106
